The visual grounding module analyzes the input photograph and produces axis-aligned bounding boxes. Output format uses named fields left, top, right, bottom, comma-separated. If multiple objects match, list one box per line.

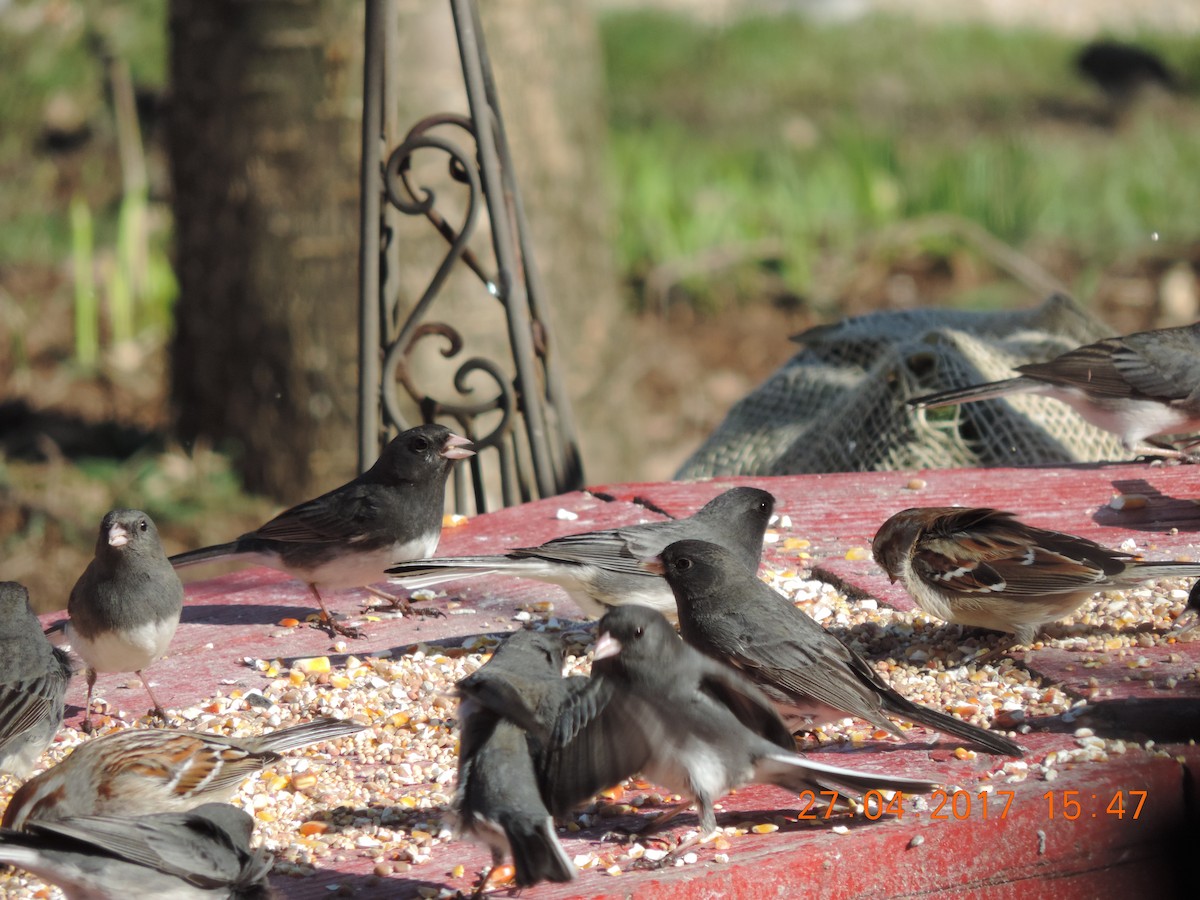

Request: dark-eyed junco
left=872, top=507, right=1200, bottom=654
left=542, top=605, right=939, bottom=840
left=170, top=424, right=474, bottom=637
left=651, top=541, right=1021, bottom=756
left=2, top=717, right=365, bottom=829
left=66, top=509, right=184, bottom=732
left=1176, top=579, right=1200, bottom=638
left=0, top=802, right=273, bottom=899
left=908, top=321, right=1200, bottom=455
left=454, top=631, right=580, bottom=890
left=388, top=487, right=776, bottom=621
left=0, top=582, right=73, bottom=776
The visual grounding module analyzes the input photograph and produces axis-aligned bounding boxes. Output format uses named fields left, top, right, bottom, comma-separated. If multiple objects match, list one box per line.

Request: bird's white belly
left=1048, top=388, right=1197, bottom=448
left=67, top=617, right=178, bottom=673
left=301, top=535, right=440, bottom=590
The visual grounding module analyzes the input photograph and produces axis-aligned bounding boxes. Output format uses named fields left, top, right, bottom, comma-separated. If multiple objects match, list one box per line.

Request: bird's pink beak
left=441, top=433, right=476, bottom=460
left=639, top=556, right=665, bottom=576
left=592, top=632, right=622, bottom=661
left=108, top=523, right=130, bottom=548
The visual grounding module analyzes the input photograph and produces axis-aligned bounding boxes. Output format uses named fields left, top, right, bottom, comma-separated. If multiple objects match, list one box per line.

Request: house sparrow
left=907, top=321, right=1200, bottom=455
left=541, top=605, right=939, bottom=846
left=872, top=507, right=1200, bottom=654
left=66, top=509, right=184, bottom=731
left=0, top=802, right=273, bottom=899
left=651, top=540, right=1021, bottom=755
left=2, top=717, right=365, bottom=829
left=388, top=487, right=776, bottom=621
left=0, top=582, right=73, bottom=776
left=170, top=424, right=474, bottom=637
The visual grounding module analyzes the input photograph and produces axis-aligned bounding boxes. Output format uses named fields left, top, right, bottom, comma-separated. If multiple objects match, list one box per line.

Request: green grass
left=601, top=11, right=1200, bottom=308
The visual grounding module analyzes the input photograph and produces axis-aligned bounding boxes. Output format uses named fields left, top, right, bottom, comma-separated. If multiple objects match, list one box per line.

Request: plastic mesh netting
left=676, top=294, right=1134, bottom=478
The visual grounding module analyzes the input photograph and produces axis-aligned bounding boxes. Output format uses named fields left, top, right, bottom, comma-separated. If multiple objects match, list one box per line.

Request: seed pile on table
left=2, top=520, right=1196, bottom=899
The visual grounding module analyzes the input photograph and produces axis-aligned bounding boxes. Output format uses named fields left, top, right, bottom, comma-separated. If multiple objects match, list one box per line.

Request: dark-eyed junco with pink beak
left=66, top=509, right=183, bottom=732
left=170, top=423, right=474, bottom=637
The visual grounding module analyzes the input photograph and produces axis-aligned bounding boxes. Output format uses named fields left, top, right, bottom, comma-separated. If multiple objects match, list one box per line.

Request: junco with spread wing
left=2, top=717, right=365, bottom=829
left=0, top=802, right=273, bottom=899
left=387, top=486, right=776, bottom=621
left=66, top=509, right=184, bottom=732
left=170, top=424, right=474, bottom=637
left=908, top=321, right=1200, bottom=455
left=0, top=582, right=73, bottom=776
left=651, top=540, right=1021, bottom=756
left=454, top=630, right=581, bottom=891
left=542, top=605, right=939, bottom=843
left=872, top=507, right=1200, bottom=655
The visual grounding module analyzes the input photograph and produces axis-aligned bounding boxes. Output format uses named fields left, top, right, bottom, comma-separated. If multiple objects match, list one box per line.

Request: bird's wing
left=1016, top=338, right=1135, bottom=399
left=249, top=484, right=379, bottom=544
left=541, top=677, right=660, bottom=818
left=513, top=531, right=650, bottom=577
left=693, top=652, right=796, bottom=750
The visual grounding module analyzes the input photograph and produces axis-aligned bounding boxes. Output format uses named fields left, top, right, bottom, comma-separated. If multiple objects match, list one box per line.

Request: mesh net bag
left=675, top=293, right=1134, bottom=478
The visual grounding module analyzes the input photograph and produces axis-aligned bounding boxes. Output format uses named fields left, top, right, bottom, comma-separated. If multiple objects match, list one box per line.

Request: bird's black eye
left=676, top=557, right=693, bottom=571
left=634, top=626, right=644, bottom=638
left=138, top=519, right=149, bottom=532
left=411, top=438, right=429, bottom=453
left=759, top=501, right=769, bottom=512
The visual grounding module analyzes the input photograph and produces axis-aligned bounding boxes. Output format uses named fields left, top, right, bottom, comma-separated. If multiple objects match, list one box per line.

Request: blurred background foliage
left=1, top=0, right=1198, bottom=609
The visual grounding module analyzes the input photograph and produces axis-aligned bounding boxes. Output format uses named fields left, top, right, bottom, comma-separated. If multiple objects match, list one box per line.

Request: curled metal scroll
left=359, top=0, right=584, bottom=513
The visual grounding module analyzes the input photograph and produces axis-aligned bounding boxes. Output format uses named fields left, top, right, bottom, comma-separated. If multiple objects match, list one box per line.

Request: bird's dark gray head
left=0, top=581, right=31, bottom=616
left=592, top=604, right=679, bottom=677
left=695, top=487, right=775, bottom=532
left=189, top=802, right=257, bottom=844
left=371, top=424, right=475, bottom=484
left=658, top=538, right=744, bottom=584
left=489, top=628, right=564, bottom=675
left=95, top=509, right=161, bottom=557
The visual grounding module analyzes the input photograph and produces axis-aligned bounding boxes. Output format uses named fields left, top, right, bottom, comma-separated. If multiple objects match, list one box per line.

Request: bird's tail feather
left=882, top=696, right=1022, bottom=756
left=387, top=556, right=549, bottom=586
left=907, top=377, right=1030, bottom=409
left=254, top=717, right=366, bottom=754
left=507, top=815, right=576, bottom=886
left=759, top=751, right=939, bottom=798
left=169, top=542, right=245, bottom=569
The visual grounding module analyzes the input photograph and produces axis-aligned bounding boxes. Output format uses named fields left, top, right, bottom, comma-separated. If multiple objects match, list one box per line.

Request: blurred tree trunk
left=168, top=0, right=363, bottom=501
left=168, top=0, right=622, bottom=503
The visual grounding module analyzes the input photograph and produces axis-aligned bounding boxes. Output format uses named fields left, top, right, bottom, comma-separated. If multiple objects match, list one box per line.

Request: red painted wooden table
left=38, top=463, right=1200, bottom=898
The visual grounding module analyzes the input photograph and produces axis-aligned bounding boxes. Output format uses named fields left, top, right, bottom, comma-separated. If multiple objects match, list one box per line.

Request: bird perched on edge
left=66, top=509, right=184, bottom=732
left=0, top=803, right=274, bottom=899
left=2, top=717, right=365, bottom=829
left=0, top=582, right=73, bottom=776
left=541, top=605, right=939, bottom=845
left=650, top=540, right=1021, bottom=756
left=453, top=630, right=582, bottom=892
left=872, top=506, right=1200, bottom=656
left=387, top=486, right=776, bottom=621
left=170, top=423, right=474, bottom=637
left=907, top=321, right=1200, bottom=457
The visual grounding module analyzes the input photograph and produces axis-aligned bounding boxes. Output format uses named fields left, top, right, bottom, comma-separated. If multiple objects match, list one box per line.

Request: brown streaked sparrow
left=908, top=321, right=1200, bottom=455
left=388, top=487, right=776, bottom=622
left=170, top=424, right=474, bottom=637
left=65, top=509, right=184, bottom=732
left=0, top=582, right=73, bottom=776
left=2, top=717, right=365, bottom=830
left=872, top=507, right=1200, bottom=654
left=0, top=802, right=273, bottom=899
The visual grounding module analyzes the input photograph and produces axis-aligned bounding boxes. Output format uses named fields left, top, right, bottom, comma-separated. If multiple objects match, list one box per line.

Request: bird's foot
left=311, top=612, right=366, bottom=639
left=365, top=590, right=445, bottom=618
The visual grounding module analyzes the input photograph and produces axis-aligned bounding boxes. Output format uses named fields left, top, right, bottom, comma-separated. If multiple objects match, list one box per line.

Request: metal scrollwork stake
left=357, top=0, right=583, bottom=513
